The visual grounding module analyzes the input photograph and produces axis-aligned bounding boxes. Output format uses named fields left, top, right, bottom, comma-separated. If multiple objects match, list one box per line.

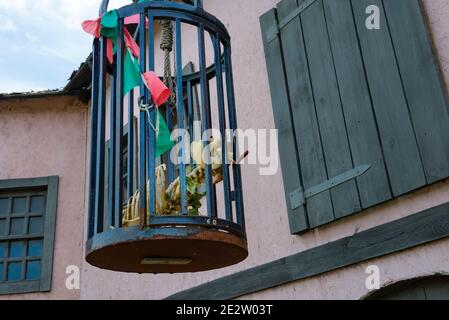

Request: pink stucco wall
left=0, top=95, right=88, bottom=299
left=3, top=0, right=448, bottom=299
left=76, top=0, right=449, bottom=300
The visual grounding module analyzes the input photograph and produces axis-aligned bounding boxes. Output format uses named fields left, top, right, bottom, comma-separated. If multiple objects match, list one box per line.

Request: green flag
left=102, top=10, right=141, bottom=95
left=100, top=10, right=119, bottom=59
left=101, top=7, right=173, bottom=153
left=155, top=110, right=175, bottom=158
left=124, top=51, right=142, bottom=95
left=100, top=10, right=118, bottom=39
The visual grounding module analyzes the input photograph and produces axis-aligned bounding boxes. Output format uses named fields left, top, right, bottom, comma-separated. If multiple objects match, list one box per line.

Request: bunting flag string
left=82, top=10, right=142, bottom=64
left=142, top=106, right=176, bottom=159
left=82, top=9, right=175, bottom=157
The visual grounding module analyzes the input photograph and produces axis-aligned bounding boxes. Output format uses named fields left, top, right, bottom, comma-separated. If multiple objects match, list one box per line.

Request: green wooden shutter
left=261, top=9, right=309, bottom=234
left=261, top=0, right=449, bottom=234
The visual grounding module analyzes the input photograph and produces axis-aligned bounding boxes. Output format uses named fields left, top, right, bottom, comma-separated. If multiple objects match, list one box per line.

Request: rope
left=160, top=19, right=176, bottom=107
left=139, top=102, right=157, bottom=132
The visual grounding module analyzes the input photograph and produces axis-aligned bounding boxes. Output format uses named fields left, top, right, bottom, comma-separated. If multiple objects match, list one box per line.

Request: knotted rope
left=160, top=19, right=176, bottom=107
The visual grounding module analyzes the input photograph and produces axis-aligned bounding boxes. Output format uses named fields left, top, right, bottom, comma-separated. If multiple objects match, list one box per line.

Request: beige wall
left=0, top=95, right=88, bottom=299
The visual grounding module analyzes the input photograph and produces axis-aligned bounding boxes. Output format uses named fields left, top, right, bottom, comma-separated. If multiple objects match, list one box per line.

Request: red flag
left=82, top=12, right=145, bottom=64
left=81, top=16, right=114, bottom=63
left=124, top=28, right=140, bottom=58
left=82, top=17, right=101, bottom=38
left=143, top=71, right=170, bottom=106
left=124, top=14, right=150, bottom=28
left=106, top=39, right=114, bottom=64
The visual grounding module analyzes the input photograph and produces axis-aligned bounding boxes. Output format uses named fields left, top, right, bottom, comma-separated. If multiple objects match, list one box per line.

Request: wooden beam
left=167, top=201, right=449, bottom=300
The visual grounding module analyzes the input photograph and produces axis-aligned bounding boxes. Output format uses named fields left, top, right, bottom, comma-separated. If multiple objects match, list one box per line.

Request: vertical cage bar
left=88, top=39, right=100, bottom=239
left=213, top=35, right=232, bottom=222
left=165, top=106, right=176, bottom=184
left=94, top=37, right=107, bottom=234
left=127, top=2, right=140, bottom=200
left=187, top=80, right=194, bottom=167
left=139, top=12, right=148, bottom=229
left=108, top=68, right=117, bottom=229
left=198, top=24, right=217, bottom=218
left=165, top=73, right=175, bottom=184
left=147, top=14, right=156, bottom=217
left=175, top=19, right=188, bottom=214
left=114, top=19, right=125, bottom=228
left=224, top=45, right=245, bottom=229
left=194, top=0, right=203, bottom=8
left=127, top=90, right=135, bottom=199
left=2, top=250, right=6, bottom=280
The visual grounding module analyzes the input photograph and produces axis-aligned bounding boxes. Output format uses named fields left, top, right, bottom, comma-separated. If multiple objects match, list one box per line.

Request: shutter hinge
left=266, top=0, right=319, bottom=43
left=289, top=164, right=371, bottom=210
left=289, top=187, right=306, bottom=210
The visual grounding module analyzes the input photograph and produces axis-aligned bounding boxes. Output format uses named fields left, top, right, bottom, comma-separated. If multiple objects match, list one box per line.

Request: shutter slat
left=277, top=0, right=334, bottom=228
left=301, top=0, right=361, bottom=220
left=384, top=0, right=449, bottom=184
left=323, top=0, right=391, bottom=208
left=352, top=0, right=426, bottom=196
left=260, top=9, right=309, bottom=234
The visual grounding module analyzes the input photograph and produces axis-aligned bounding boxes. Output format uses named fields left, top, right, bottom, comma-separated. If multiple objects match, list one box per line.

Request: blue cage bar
left=86, top=0, right=247, bottom=273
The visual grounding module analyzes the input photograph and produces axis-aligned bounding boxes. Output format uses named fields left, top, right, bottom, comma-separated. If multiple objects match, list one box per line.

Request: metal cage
left=86, top=0, right=247, bottom=273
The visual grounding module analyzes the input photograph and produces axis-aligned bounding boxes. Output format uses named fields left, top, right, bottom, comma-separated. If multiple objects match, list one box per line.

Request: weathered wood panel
left=323, top=0, right=391, bottom=208
left=352, top=0, right=426, bottom=196
left=260, top=9, right=309, bottom=234
left=167, top=201, right=449, bottom=300
left=277, top=0, right=334, bottom=227
left=384, top=0, right=449, bottom=184
left=301, top=0, right=360, bottom=220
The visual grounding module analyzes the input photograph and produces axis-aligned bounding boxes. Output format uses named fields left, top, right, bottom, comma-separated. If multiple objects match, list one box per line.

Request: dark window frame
left=0, top=176, right=58, bottom=295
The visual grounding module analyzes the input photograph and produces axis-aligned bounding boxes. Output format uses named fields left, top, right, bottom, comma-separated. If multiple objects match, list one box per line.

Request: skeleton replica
left=122, top=138, right=239, bottom=227
left=122, top=17, right=247, bottom=227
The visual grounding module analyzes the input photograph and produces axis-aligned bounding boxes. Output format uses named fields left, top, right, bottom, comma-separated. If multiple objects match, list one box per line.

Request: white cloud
left=39, top=45, right=78, bottom=63
left=0, top=0, right=27, bottom=12
left=0, top=15, right=17, bottom=32
left=0, top=0, right=135, bottom=93
left=59, top=0, right=102, bottom=30
left=25, top=32, right=38, bottom=42
left=0, top=0, right=132, bottom=32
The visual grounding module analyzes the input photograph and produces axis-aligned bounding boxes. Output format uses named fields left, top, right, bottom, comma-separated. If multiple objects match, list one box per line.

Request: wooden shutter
left=261, top=0, right=449, bottom=234
left=261, top=9, right=309, bottom=234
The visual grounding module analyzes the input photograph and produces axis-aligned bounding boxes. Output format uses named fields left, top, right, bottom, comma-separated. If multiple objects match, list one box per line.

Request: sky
left=0, top=0, right=130, bottom=93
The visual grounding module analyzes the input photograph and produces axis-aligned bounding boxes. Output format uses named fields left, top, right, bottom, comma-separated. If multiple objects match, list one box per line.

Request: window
left=261, top=0, right=449, bottom=234
left=0, top=176, right=58, bottom=294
